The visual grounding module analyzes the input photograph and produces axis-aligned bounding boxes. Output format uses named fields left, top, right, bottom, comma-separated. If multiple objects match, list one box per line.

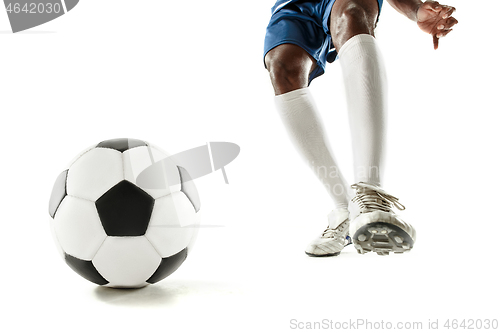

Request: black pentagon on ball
left=95, top=180, right=154, bottom=236
left=49, top=169, right=68, bottom=218
left=96, top=138, right=148, bottom=152
left=146, top=247, right=188, bottom=284
left=64, top=253, right=108, bottom=285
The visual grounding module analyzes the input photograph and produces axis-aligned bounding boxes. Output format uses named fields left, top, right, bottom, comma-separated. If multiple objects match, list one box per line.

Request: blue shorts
left=264, top=0, right=383, bottom=84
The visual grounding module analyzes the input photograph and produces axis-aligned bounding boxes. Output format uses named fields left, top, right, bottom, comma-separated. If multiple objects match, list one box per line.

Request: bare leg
left=330, top=0, right=380, bottom=50
left=265, top=43, right=316, bottom=96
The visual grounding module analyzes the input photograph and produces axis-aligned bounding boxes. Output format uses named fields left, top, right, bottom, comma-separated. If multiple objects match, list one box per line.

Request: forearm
left=386, top=0, right=423, bottom=22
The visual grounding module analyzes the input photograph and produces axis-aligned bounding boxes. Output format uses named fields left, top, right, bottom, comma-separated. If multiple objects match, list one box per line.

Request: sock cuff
left=338, top=34, right=377, bottom=59
left=275, top=87, right=310, bottom=103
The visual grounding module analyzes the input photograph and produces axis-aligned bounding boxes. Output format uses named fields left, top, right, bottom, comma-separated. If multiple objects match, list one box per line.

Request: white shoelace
left=322, top=219, right=348, bottom=238
left=351, top=183, right=405, bottom=213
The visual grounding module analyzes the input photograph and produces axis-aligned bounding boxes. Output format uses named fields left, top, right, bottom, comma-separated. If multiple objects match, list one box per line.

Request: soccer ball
left=48, top=138, right=200, bottom=288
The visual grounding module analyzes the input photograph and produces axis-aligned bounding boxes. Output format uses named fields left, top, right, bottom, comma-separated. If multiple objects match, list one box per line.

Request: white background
left=1, top=0, right=498, bottom=332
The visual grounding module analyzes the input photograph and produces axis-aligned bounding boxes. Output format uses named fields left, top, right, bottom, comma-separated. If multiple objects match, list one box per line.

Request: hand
left=416, top=1, right=458, bottom=49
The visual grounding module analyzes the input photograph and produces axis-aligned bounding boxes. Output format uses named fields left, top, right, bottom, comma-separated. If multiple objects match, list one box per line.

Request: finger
left=445, top=17, right=459, bottom=28
left=436, top=28, right=453, bottom=38
left=422, top=1, right=441, bottom=12
left=433, top=34, right=439, bottom=50
left=429, top=1, right=442, bottom=12
left=441, top=6, right=456, bottom=19
left=437, top=17, right=458, bottom=30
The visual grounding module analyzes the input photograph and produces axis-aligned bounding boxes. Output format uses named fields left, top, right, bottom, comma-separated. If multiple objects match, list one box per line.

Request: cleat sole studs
left=353, top=222, right=414, bottom=256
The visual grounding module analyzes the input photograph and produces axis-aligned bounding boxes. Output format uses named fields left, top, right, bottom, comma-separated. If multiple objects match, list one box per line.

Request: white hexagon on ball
left=92, top=236, right=162, bottom=288
left=66, top=148, right=124, bottom=201
left=122, top=145, right=181, bottom=199
left=146, top=191, right=199, bottom=258
left=52, top=196, right=107, bottom=260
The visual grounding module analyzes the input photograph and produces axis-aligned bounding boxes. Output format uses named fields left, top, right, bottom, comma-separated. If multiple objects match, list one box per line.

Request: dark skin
left=265, top=0, right=458, bottom=95
left=388, top=0, right=458, bottom=49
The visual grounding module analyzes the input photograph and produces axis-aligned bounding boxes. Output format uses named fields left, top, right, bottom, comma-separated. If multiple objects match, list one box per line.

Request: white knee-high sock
left=274, top=87, right=350, bottom=209
left=339, top=34, right=387, bottom=187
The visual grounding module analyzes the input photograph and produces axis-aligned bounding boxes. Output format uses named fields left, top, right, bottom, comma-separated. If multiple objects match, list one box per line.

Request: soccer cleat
left=349, top=182, right=416, bottom=255
left=305, top=208, right=352, bottom=257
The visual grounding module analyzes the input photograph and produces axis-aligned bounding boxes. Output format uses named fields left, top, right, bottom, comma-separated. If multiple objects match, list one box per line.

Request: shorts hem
left=263, top=40, right=326, bottom=71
